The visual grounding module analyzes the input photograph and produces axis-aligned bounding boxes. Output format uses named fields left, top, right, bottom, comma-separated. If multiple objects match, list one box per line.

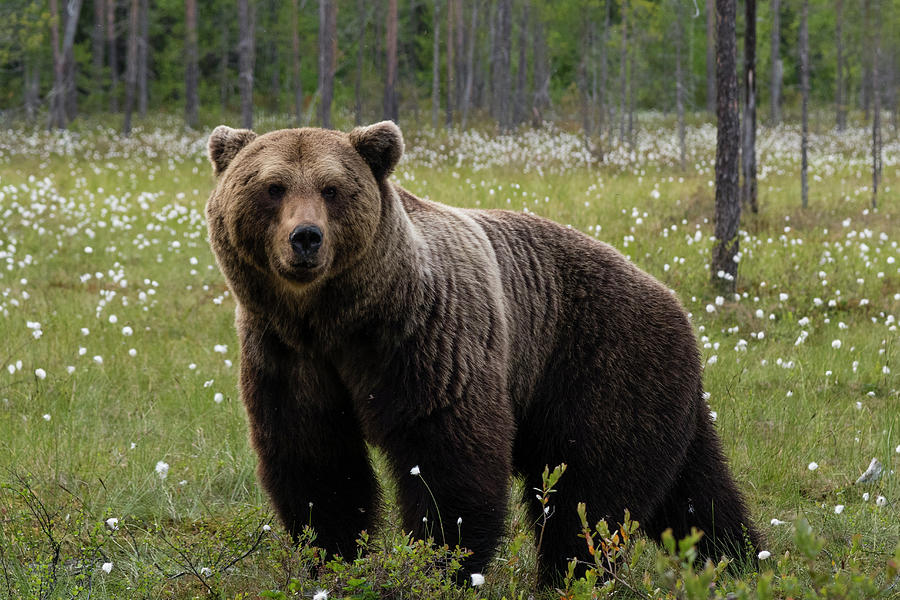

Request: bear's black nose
left=290, top=225, right=323, bottom=257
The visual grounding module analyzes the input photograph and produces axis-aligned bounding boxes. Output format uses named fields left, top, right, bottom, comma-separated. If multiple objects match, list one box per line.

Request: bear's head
left=205, top=121, right=403, bottom=294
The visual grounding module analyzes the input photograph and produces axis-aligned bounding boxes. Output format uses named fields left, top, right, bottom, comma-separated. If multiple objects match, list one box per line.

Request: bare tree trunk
left=706, top=0, right=715, bottom=113
left=137, top=0, right=148, bottom=116
left=431, top=0, right=440, bottom=128
left=445, top=0, right=455, bottom=126
left=619, top=0, right=628, bottom=143
left=493, top=0, right=512, bottom=131
left=600, top=0, right=610, bottom=141
left=835, top=0, right=846, bottom=130
left=514, top=1, right=528, bottom=126
left=266, top=0, right=280, bottom=104
left=455, top=0, right=464, bottom=110
left=219, top=12, right=230, bottom=111
left=384, top=0, right=398, bottom=121
left=675, top=0, right=686, bottom=170
left=770, top=0, right=780, bottom=124
left=49, top=0, right=84, bottom=129
left=871, top=0, right=881, bottom=208
left=578, top=17, right=591, bottom=138
left=530, top=4, right=549, bottom=125
left=800, top=0, right=809, bottom=208
left=863, top=0, right=871, bottom=122
left=185, top=0, right=199, bottom=128
left=318, top=0, right=337, bottom=128
left=628, top=32, right=635, bottom=147
left=123, top=0, right=138, bottom=135
left=711, top=0, right=740, bottom=291
left=354, top=0, right=365, bottom=124
left=461, top=0, right=477, bottom=128
left=64, top=6, right=78, bottom=120
left=24, top=61, right=40, bottom=122
left=238, top=0, right=255, bottom=130
left=93, top=0, right=105, bottom=101
left=108, top=0, right=119, bottom=112
left=741, top=0, right=757, bottom=212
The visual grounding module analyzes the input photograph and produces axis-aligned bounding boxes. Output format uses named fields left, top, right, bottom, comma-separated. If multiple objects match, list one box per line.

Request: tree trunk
left=108, top=0, right=119, bottom=112
left=123, top=0, right=138, bottom=135
left=493, top=0, right=512, bottom=131
left=800, top=0, right=809, bottom=208
left=461, top=0, right=478, bottom=128
left=445, top=0, right=455, bottom=126
left=64, top=6, right=78, bottom=120
left=431, top=0, right=440, bottom=127
left=93, top=0, right=105, bottom=101
left=741, top=0, right=757, bottom=212
left=531, top=4, right=549, bottom=125
left=578, top=17, right=591, bottom=138
left=835, top=0, right=846, bottom=130
left=454, top=0, right=464, bottom=111
left=871, top=0, right=881, bottom=208
left=267, top=0, right=280, bottom=104
left=318, top=0, right=337, bottom=128
left=137, top=0, right=148, bottom=116
left=219, top=12, right=230, bottom=111
left=600, top=0, right=610, bottom=140
left=514, top=1, right=528, bottom=126
left=770, top=0, right=780, bottom=124
left=49, top=0, right=84, bottom=129
left=238, top=0, right=255, bottom=130
left=675, top=0, right=686, bottom=170
left=627, top=32, right=635, bottom=147
left=619, top=0, right=628, bottom=143
left=863, top=0, right=871, bottom=122
left=384, top=0, right=399, bottom=121
left=24, top=61, right=40, bottom=122
left=185, top=0, right=199, bottom=128
left=711, top=0, right=740, bottom=291
left=706, top=0, right=715, bottom=113
left=354, top=0, right=365, bottom=124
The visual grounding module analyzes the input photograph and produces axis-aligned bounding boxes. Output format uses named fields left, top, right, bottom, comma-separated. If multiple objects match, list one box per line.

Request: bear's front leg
left=388, top=400, right=514, bottom=578
left=238, top=314, right=379, bottom=558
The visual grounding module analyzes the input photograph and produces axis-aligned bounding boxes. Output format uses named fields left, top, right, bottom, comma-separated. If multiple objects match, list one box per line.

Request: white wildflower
left=410, top=465, right=421, bottom=476
left=155, top=461, right=169, bottom=479
left=470, top=573, right=485, bottom=586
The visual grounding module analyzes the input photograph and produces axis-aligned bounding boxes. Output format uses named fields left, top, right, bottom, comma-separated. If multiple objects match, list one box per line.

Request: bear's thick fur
left=205, top=121, right=760, bottom=582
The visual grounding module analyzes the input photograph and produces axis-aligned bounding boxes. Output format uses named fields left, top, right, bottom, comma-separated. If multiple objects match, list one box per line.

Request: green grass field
left=0, top=114, right=897, bottom=599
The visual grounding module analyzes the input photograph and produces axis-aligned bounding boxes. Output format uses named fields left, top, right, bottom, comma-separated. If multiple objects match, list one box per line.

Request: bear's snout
left=290, top=225, right=323, bottom=259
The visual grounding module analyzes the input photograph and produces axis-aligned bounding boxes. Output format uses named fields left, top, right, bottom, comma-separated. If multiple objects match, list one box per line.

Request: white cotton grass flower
left=313, top=590, right=329, bottom=600
left=200, top=567, right=212, bottom=577
left=101, top=562, right=113, bottom=574
left=121, top=326, right=133, bottom=336
left=35, top=368, right=47, bottom=380
left=155, top=460, right=170, bottom=479
left=862, top=492, right=870, bottom=502
left=214, top=392, right=224, bottom=404
left=770, top=518, right=788, bottom=526
left=855, top=458, right=883, bottom=484
left=808, top=462, right=819, bottom=471
left=757, top=550, right=772, bottom=560
left=128, top=348, right=137, bottom=357
left=262, top=524, right=272, bottom=532
left=410, top=465, right=421, bottom=476
left=457, top=517, right=462, bottom=526
left=470, top=573, right=485, bottom=586
left=831, top=339, right=842, bottom=349
left=875, top=496, right=887, bottom=507
left=42, top=414, right=51, bottom=421
left=106, top=517, right=119, bottom=531
left=93, top=355, right=104, bottom=365
left=834, top=505, right=844, bottom=514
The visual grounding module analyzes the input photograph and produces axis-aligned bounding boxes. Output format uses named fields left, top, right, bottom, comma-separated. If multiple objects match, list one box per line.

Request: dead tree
left=674, top=0, right=686, bottom=170
left=706, top=0, right=715, bottom=113
left=185, top=0, right=199, bottom=128
left=800, top=0, right=809, bottom=208
left=108, top=0, right=119, bottom=112
left=49, top=0, right=84, bottom=129
left=318, top=0, right=337, bottom=128
left=835, top=0, right=846, bottom=130
left=619, top=0, right=628, bottom=143
left=711, top=0, right=740, bottom=291
left=238, top=0, right=255, bottom=130
left=123, top=0, right=138, bottom=135
left=137, top=0, right=148, bottom=116
left=445, top=0, right=455, bottom=126
left=530, top=4, right=549, bottom=125
left=384, top=0, right=398, bottom=121
left=770, top=0, right=781, bottom=124
left=461, top=0, right=478, bottom=128
left=741, top=0, right=758, bottom=212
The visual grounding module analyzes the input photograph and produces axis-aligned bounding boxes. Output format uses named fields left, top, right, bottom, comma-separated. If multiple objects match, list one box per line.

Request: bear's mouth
left=273, top=257, right=328, bottom=285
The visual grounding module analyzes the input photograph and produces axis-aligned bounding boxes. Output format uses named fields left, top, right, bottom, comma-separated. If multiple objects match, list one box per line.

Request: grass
left=0, top=112, right=897, bottom=598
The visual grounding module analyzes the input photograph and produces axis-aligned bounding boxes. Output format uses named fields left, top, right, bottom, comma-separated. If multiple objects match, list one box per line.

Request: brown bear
left=205, top=121, right=760, bottom=584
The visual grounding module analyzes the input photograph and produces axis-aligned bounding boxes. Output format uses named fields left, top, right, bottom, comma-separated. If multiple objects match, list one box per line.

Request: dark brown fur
left=205, top=122, right=761, bottom=583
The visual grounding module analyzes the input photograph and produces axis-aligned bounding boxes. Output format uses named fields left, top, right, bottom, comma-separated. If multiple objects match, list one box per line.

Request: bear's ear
left=208, top=125, right=258, bottom=176
left=348, top=121, right=404, bottom=181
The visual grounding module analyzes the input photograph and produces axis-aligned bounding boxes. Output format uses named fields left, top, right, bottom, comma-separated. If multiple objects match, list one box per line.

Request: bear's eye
left=268, top=184, right=286, bottom=200
left=321, top=186, right=337, bottom=201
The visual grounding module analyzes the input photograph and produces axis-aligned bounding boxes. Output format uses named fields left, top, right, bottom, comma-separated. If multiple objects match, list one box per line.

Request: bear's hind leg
left=642, top=413, right=761, bottom=566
